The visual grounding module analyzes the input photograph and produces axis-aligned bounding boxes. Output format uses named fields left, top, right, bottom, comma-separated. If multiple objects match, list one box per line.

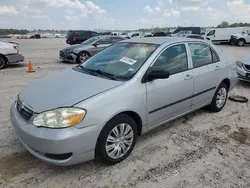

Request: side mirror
left=146, top=69, right=170, bottom=82
left=93, top=42, right=99, bottom=47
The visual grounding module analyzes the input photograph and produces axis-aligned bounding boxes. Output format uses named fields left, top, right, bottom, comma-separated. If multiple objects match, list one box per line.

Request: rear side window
left=152, top=44, right=188, bottom=75
left=189, top=43, right=219, bottom=68
left=98, top=37, right=113, bottom=44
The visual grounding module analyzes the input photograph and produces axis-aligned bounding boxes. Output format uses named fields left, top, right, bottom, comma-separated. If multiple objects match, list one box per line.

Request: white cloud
left=163, top=8, right=180, bottom=18
left=155, top=7, right=161, bottom=12
left=0, top=6, right=18, bottom=15
left=144, top=5, right=162, bottom=14
left=144, top=5, right=154, bottom=14
left=227, top=0, right=250, bottom=22
left=181, top=6, right=200, bottom=11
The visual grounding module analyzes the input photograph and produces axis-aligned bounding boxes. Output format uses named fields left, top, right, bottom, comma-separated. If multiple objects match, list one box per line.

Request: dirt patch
left=0, top=152, right=39, bottom=181
left=229, top=127, right=250, bottom=145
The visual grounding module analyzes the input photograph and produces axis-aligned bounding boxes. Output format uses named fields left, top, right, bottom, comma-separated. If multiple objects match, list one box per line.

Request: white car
left=236, top=56, right=250, bottom=81
left=0, top=40, right=24, bottom=69
left=231, top=30, right=250, bottom=46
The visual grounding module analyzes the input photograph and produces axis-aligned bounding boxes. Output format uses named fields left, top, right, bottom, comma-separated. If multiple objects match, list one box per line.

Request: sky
left=0, top=0, right=250, bottom=30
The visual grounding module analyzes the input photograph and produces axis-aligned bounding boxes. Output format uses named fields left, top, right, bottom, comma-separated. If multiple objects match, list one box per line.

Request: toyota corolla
left=10, top=37, right=237, bottom=166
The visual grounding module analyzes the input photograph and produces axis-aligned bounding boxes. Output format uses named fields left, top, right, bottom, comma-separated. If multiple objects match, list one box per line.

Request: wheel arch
left=221, top=78, right=230, bottom=90
left=0, top=54, right=8, bottom=63
left=238, top=38, right=246, bottom=43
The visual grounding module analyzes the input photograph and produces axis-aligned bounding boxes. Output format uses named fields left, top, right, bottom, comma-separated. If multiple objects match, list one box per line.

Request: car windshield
left=77, top=42, right=159, bottom=81
left=81, top=36, right=100, bottom=45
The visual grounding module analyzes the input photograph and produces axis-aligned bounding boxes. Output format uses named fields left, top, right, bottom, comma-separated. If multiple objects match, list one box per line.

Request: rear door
left=187, top=42, right=222, bottom=109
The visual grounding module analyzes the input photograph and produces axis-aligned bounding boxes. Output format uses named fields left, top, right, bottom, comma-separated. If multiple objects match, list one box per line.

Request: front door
left=187, top=42, right=222, bottom=109
left=146, top=43, right=194, bottom=128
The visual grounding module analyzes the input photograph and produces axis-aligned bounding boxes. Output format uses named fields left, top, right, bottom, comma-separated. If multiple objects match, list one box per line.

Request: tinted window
left=98, top=37, right=113, bottom=44
left=189, top=43, right=218, bottom=68
left=111, top=37, right=124, bottom=42
left=207, top=30, right=215, bottom=36
left=152, top=44, right=188, bottom=75
left=91, top=32, right=98, bottom=37
left=81, top=36, right=100, bottom=45
left=131, top=33, right=139, bottom=37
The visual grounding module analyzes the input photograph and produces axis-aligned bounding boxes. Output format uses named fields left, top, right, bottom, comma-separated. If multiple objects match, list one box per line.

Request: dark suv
left=66, top=30, right=98, bottom=45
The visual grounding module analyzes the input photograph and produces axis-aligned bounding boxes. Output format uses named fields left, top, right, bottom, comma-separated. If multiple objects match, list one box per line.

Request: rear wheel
left=0, top=55, right=7, bottom=69
left=208, top=83, right=228, bottom=112
left=96, top=114, right=137, bottom=165
left=237, top=39, right=245, bottom=47
left=76, top=51, right=90, bottom=64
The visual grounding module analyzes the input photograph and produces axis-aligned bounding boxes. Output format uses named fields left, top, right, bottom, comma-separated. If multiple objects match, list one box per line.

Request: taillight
left=72, top=36, right=76, bottom=41
left=13, top=45, right=18, bottom=50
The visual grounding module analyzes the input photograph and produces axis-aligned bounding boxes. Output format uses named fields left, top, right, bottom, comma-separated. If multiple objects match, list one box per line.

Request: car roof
left=121, top=37, right=203, bottom=45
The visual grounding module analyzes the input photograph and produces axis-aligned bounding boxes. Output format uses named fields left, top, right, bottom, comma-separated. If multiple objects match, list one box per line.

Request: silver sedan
left=11, top=37, right=237, bottom=166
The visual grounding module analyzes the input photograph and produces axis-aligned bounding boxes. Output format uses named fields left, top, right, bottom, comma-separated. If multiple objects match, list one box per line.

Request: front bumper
left=237, top=66, right=250, bottom=82
left=6, top=53, right=24, bottom=64
left=10, top=103, right=103, bottom=166
left=59, top=50, right=77, bottom=63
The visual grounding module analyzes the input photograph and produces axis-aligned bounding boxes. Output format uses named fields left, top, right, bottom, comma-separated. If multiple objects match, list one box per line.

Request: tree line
left=217, top=21, right=250, bottom=28
left=1, top=22, right=250, bottom=35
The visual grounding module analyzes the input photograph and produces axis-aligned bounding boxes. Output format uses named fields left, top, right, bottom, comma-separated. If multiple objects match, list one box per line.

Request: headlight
left=236, top=61, right=243, bottom=68
left=33, top=108, right=86, bottom=128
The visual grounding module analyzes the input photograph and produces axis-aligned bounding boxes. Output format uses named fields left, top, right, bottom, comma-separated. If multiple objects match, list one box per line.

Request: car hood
left=19, top=68, right=123, bottom=113
left=241, top=56, right=250, bottom=65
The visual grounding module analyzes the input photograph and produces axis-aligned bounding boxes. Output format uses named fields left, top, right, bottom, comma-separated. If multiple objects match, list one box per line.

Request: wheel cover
left=105, top=123, right=134, bottom=159
left=79, top=53, right=89, bottom=63
left=0, top=57, right=5, bottom=68
left=216, top=87, right=227, bottom=108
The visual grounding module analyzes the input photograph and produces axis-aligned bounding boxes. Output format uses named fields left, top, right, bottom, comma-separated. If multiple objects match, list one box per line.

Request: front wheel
left=0, top=55, right=7, bottom=69
left=237, top=39, right=245, bottom=47
left=76, top=51, right=90, bottom=64
left=96, top=114, right=137, bottom=165
left=208, top=83, right=228, bottom=112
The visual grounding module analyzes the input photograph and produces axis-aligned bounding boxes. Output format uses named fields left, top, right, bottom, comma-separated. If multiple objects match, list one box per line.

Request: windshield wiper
left=77, top=65, right=118, bottom=80
left=90, top=69, right=118, bottom=80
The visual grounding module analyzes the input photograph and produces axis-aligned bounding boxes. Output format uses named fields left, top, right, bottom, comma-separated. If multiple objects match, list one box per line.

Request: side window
left=189, top=43, right=217, bottom=68
left=111, top=37, right=123, bottom=43
left=211, top=50, right=220, bottom=62
left=152, top=44, right=188, bottom=75
left=207, top=30, right=215, bottom=36
left=98, top=37, right=112, bottom=44
left=92, top=32, right=98, bottom=37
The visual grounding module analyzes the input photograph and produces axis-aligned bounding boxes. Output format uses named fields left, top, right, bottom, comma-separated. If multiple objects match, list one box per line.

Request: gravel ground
left=1, top=39, right=250, bottom=188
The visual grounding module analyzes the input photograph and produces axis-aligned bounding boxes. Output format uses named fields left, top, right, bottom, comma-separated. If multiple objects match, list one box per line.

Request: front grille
left=16, top=98, right=33, bottom=121
left=244, top=64, right=250, bottom=71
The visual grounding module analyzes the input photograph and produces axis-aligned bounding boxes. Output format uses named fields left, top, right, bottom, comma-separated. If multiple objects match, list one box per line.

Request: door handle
left=215, top=65, right=220, bottom=70
left=184, top=74, right=193, bottom=80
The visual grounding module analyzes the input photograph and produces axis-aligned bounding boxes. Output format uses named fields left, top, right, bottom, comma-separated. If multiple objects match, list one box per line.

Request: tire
left=208, top=83, right=228, bottom=112
left=237, top=39, right=245, bottom=47
left=96, top=114, right=137, bottom=165
left=76, top=51, right=90, bottom=64
left=0, top=55, right=7, bottom=69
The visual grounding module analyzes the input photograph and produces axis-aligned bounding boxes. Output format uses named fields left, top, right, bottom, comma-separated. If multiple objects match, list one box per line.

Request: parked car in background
left=236, top=56, right=250, bottom=82
left=0, top=40, right=24, bottom=69
left=230, top=30, right=250, bottom=46
left=11, top=37, right=237, bottom=166
left=171, top=27, right=201, bottom=36
left=66, top=30, right=98, bottom=45
left=153, top=32, right=167, bottom=37
left=205, top=27, right=250, bottom=44
left=60, top=35, right=125, bottom=63
left=143, top=32, right=153, bottom=37
left=185, top=34, right=204, bottom=40
left=127, top=32, right=142, bottom=38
